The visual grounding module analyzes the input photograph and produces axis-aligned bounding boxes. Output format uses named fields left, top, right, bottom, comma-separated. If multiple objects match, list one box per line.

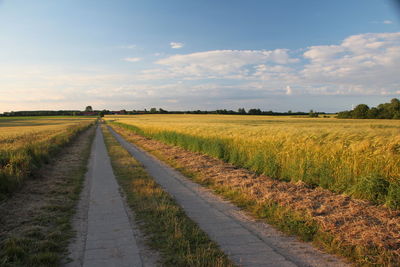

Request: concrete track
left=67, top=127, right=143, bottom=267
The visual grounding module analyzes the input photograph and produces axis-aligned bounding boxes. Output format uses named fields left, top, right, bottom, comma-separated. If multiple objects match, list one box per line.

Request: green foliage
left=84, top=106, right=93, bottom=112
left=237, top=108, right=246, bottom=114
left=338, top=98, right=400, bottom=119
left=248, top=108, right=262, bottom=115
left=352, top=104, right=369, bottom=119
left=351, top=174, right=390, bottom=204
left=386, top=182, right=400, bottom=209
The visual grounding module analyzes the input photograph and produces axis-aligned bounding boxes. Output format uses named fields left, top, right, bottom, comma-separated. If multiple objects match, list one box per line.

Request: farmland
left=106, top=114, right=400, bottom=208
left=0, top=116, right=96, bottom=199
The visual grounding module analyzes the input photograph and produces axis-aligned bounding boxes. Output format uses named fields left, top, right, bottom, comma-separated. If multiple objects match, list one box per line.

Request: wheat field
left=106, top=114, right=400, bottom=207
left=0, top=116, right=96, bottom=198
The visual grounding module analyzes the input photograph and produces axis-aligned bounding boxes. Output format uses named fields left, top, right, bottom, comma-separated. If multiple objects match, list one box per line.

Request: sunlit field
left=0, top=116, right=96, bottom=198
left=107, top=114, right=400, bottom=207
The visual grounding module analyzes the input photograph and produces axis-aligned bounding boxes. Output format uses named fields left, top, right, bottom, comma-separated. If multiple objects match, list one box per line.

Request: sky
left=0, top=0, right=399, bottom=113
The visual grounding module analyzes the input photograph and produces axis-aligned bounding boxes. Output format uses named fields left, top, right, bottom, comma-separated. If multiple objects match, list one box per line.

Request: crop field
left=0, top=116, right=96, bottom=199
left=107, top=114, right=400, bottom=208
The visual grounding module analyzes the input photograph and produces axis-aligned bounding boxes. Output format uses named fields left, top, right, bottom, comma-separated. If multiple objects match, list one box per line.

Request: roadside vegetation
left=108, top=122, right=400, bottom=266
left=0, top=117, right=96, bottom=199
left=101, top=124, right=234, bottom=267
left=0, top=124, right=95, bottom=266
left=106, top=115, right=400, bottom=209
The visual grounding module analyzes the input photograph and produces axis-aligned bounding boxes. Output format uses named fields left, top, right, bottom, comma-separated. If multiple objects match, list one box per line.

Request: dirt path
left=109, top=127, right=348, bottom=267
left=66, top=127, right=156, bottom=267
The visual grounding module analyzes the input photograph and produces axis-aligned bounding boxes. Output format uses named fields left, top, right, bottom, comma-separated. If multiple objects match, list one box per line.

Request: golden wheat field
left=106, top=114, right=400, bottom=207
left=0, top=117, right=94, bottom=150
left=0, top=116, right=96, bottom=198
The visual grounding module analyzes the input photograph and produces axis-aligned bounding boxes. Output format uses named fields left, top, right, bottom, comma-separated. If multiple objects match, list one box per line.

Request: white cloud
left=119, top=44, right=136, bottom=49
left=124, top=57, right=142, bottom=62
left=152, top=49, right=297, bottom=79
left=371, top=20, right=394, bottom=25
left=285, top=85, right=293, bottom=95
left=170, top=42, right=184, bottom=49
left=136, top=32, right=400, bottom=97
left=301, top=32, right=400, bottom=95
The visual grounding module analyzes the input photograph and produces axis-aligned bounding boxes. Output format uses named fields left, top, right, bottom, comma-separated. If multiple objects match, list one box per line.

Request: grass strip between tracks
left=0, top=126, right=96, bottom=266
left=101, top=124, right=234, bottom=267
left=108, top=122, right=400, bottom=267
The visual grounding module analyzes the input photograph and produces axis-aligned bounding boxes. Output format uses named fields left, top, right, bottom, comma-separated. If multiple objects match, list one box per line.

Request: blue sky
left=0, top=0, right=399, bottom=112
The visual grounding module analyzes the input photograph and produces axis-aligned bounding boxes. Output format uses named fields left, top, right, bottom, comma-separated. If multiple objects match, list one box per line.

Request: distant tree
left=159, top=108, right=168, bottom=114
left=337, top=98, right=400, bottom=119
left=149, top=107, right=157, bottom=113
left=238, top=108, right=246, bottom=115
left=390, top=98, right=400, bottom=119
left=367, top=107, right=379, bottom=119
left=85, top=106, right=93, bottom=112
left=309, top=109, right=318, bottom=118
left=248, top=108, right=262, bottom=115
left=216, top=109, right=228, bottom=114
left=352, top=104, right=369, bottom=119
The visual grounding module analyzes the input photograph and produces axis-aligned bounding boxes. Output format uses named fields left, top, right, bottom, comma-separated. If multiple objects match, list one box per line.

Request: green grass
left=0, top=127, right=95, bottom=267
left=109, top=123, right=400, bottom=267
left=101, top=124, right=235, bottom=267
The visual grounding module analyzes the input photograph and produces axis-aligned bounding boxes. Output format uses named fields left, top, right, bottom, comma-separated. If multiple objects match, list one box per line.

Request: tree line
left=0, top=110, right=82, bottom=116
left=337, top=98, right=400, bottom=119
left=121, top=108, right=321, bottom=116
left=1, top=107, right=326, bottom=117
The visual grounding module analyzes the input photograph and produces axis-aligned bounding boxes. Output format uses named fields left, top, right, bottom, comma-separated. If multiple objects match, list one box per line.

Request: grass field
left=0, top=116, right=96, bottom=199
left=106, top=114, right=400, bottom=208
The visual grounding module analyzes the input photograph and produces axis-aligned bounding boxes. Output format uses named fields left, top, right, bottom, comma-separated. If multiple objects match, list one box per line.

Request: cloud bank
left=138, top=32, right=400, bottom=96
left=1, top=32, right=399, bottom=112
